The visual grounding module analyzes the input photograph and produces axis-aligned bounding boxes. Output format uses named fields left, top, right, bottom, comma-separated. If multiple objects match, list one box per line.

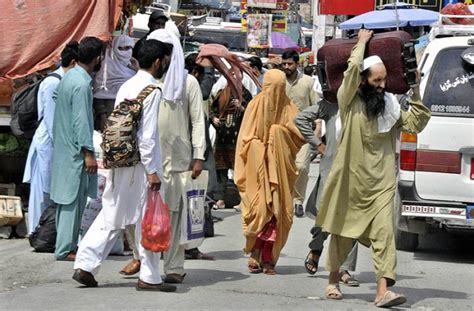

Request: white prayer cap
left=362, top=55, right=384, bottom=71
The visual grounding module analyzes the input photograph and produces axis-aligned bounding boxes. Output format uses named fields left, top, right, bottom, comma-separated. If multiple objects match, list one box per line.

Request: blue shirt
left=50, top=66, right=97, bottom=204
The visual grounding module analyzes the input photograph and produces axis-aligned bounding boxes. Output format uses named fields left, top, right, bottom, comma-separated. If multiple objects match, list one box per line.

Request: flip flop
left=374, top=291, right=407, bottom=308
left=339, top=270, right=360, bottom=287
left=325, top=283, right=343, bottom=300
left=304, top=251, right=320, bottom=275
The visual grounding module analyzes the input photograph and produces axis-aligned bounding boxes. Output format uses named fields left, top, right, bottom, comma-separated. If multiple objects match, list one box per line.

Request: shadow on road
left=174, top=268, right=250, bottom=293
left=412, top=233, right=474, bottom=264
left=87, top=282, right=137, bottom=289
left=355, top=271, right=421, bottom=284
left=347, top=285, right=468, bottom=307
left=273, top=264, right=305, bottom=275
left=205, top=250, right=245, bottom=260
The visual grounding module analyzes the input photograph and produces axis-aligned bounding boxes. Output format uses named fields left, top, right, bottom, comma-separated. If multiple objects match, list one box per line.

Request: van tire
left=395, top=229, right=419, bottom=252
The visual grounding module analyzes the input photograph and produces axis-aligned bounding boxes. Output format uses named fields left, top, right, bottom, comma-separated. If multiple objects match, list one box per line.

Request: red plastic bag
left=141, top=190, right=171, bottom=252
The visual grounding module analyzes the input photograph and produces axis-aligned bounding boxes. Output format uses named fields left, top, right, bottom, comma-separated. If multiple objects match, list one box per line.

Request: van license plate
left=402, top=204, right=466, bottom=219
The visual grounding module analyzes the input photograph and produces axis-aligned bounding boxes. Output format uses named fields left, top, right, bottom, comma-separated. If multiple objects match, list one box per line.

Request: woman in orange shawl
left=234, top=69, right=305, bottom=274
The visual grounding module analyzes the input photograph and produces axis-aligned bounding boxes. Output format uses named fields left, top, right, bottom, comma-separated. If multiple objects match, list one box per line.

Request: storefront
left=321, top=0, right=446, bottom=15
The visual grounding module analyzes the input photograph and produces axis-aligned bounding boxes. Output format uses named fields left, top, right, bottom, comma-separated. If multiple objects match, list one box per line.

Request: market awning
left=339, top=5, right=439, bottom=29
left=0, top=0, right=123, bottom=81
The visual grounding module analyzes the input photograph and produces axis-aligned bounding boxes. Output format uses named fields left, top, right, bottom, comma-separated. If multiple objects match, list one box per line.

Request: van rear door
left=416, top=46, right=474, bottom=203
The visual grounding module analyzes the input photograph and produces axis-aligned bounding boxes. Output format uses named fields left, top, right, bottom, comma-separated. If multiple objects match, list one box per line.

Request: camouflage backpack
left=101, top=85, right=159, bottom=169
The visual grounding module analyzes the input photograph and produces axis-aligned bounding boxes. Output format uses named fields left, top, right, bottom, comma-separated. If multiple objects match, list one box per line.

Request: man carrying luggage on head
left=316, top=29, right=431, bottom=307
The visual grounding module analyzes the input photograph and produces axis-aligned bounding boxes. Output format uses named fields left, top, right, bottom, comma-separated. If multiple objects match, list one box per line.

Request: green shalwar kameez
left=316, top=41, right=431, bottom=284
left=50, top=66, right=97, bottom=259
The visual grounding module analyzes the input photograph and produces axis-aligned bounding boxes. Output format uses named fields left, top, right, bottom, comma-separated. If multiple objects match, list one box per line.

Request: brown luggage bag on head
left=316, top=31, right=418, bottom=103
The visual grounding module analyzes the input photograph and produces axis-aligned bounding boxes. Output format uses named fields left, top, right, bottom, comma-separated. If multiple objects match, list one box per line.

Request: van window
left=424, top=47, right=474, bottom=117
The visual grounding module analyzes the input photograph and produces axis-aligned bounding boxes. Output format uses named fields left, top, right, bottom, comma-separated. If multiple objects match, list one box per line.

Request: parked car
left=395, top=21, right=474, bottom=251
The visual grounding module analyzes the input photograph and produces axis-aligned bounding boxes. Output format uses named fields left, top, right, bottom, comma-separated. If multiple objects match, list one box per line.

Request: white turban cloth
left=94, top=35, right=137, bottom=99
left=147, top=22, right=187, bottom=102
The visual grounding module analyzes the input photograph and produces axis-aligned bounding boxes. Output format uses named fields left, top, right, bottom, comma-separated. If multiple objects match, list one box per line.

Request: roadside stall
left=0, top=0, right=142, bottom=237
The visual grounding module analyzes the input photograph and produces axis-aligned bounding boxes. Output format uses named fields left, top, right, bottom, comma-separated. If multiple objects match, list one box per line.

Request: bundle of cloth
left=196, top=44, right=261, bottom=102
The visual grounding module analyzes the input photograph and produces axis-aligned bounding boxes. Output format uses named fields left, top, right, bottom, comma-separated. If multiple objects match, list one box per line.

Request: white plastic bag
left=179, top=170, right=209, bottom=249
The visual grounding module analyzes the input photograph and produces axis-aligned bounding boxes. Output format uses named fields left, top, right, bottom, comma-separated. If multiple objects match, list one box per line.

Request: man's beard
left=155, top=61, right=169, bottom=79
left=93, top=62, right=102, bottom=72
left=361, top=83, right=385, bottom=120
left=284, top=69, right=294, bottom=78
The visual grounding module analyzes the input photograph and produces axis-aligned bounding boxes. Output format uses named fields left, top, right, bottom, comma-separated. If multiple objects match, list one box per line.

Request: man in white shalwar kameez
left=73, top=39, right=176, bottom=292
left=23, top=43, right=79, bottom=234
left=148, top=25, right=206, bottom=284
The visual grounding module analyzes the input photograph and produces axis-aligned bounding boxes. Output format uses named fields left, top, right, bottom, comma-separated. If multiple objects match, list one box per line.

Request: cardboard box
left=0, top=195, right=23, bottom=226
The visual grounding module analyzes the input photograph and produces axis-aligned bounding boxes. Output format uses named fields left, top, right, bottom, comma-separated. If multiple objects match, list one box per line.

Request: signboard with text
left=374, top=0, right=443, bottom=12
left=247, top=0, right=277, bottom=9
left=320, top=0, right=373, bottom=15
left=247, top=14, right=272, bottom=48
left=241, top=0, right=287, bottom=32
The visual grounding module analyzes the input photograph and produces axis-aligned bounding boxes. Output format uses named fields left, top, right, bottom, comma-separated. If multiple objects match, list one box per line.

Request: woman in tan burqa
left=234, top=69, right=305, bottom=275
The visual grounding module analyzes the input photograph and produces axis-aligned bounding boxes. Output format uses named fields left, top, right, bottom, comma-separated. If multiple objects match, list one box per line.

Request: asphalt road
left=1, top=164, right=473, bottom=310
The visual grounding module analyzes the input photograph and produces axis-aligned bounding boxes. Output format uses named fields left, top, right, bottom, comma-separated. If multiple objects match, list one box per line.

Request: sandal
left=212, top=200, right=226, bottom=210
left=339, top=270, right=359, bottom=287
left=325, top=283, right=343, bottom=300
left=304, top=251, right=320, bottom=275
left=262, top=263, right=276, bottom=275
left=374, top=291, right=406, bottom=308
left=248, top=258, right=262, bottom=274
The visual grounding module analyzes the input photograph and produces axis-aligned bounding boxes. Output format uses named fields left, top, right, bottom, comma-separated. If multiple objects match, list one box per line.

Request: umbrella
left=270, top=32, right=298, bottom=49
left=339, top=2, right=439, bottom=30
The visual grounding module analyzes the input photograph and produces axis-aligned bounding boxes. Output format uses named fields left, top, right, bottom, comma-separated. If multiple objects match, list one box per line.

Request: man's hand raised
left=358, top=29, right=374, bottom=44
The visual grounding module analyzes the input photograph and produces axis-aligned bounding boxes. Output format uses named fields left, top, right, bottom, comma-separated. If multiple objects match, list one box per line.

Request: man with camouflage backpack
left=73, top=39, right=176, bottom=292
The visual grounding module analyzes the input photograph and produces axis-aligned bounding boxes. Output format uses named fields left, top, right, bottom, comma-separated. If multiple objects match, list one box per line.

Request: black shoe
left=136, top=279, right=177, bottom=292
left=72, top=269, right=98, bottom=287
left=164, top=273, right=186, bottom=284
left=294, top=204, right=304, bottom=218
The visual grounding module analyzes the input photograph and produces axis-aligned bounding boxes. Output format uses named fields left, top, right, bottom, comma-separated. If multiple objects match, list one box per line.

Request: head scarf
left=240, top=69, right=302, bottom=145
left=147, top=21, right=187, bottom=102
left=94, top=35, right=136, bottom=99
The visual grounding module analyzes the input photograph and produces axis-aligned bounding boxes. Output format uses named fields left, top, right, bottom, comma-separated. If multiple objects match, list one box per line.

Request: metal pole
left=312, top=0, right=319, bottom=52
left=393, top=0, right=400, bottom=30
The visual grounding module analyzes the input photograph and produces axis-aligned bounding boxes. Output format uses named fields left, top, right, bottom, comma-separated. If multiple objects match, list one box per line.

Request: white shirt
left=210, top=73, right=259, bottom=100
left=158, top=74, right=206, bottom=173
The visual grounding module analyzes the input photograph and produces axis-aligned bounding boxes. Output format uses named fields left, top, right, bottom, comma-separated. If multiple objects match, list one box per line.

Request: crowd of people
left=23, top=8, right=431, bottom=307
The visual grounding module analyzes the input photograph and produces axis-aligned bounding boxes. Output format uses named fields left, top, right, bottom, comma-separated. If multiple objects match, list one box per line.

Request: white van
left=395, top=22, right=474, bottom=251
